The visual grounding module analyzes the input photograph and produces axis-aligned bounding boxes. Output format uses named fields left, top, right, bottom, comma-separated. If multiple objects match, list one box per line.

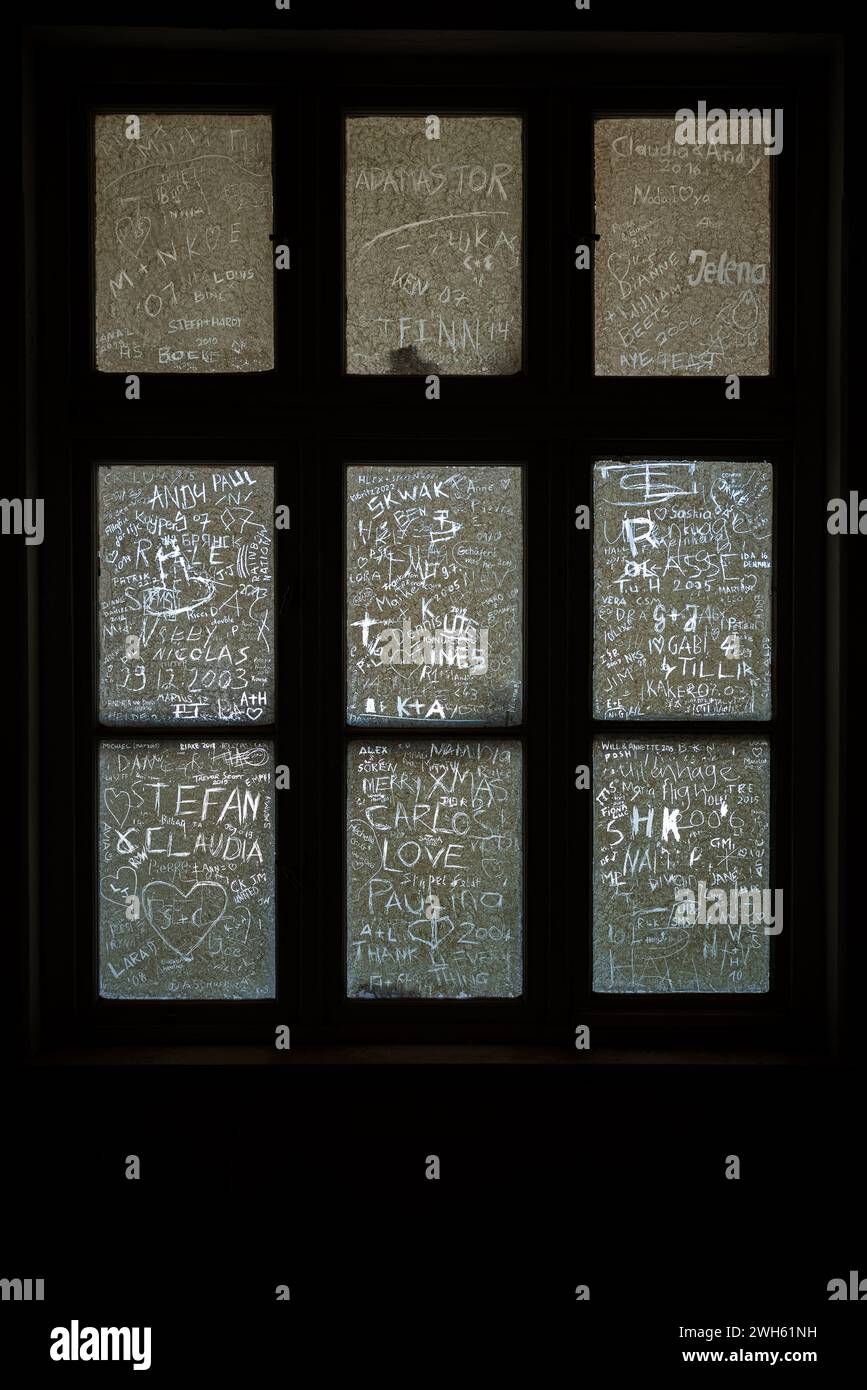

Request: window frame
left=24, top=30, right=839, bottom=1057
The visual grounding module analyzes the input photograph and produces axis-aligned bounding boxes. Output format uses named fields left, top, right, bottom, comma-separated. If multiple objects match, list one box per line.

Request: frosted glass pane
left=347, top=739, right=523, bottom=998
left=346, top=464, right=523, bottom=726
left=99, top=739, right=276, bottom=999
left=95, top=114, right=273, bottom=372
left=594, top=117, right=771, bottom=376
left=593, top=737, right=772, bottom=993
left=98, top=464, right=274, bottom=725
left=593, top=459, right=772, bottom=719
left=345, top=115, right=523, bottom=374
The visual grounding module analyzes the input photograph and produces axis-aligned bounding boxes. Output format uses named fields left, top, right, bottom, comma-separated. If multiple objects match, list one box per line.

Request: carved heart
left=115, top=214, right=152, bottom=258
left=104, top=787, right=131, bottom=827
left=205, top=225, right=221, bottom=252
left=100, top=864, right=138, bottom=905
left=141, top=881, right=228, bottom=961
left=408, top=916, right=454, bottom=958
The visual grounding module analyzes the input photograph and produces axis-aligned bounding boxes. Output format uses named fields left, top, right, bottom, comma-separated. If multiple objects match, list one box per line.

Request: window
left=592, top=458, right=773, bottom=719
left=346, top=737, right=523, bottom=999
left=345, top=463, right=523, bottom=725
left=21, top=28, right=841, bottom=1059
left=98, top=738, right=276, bottom=1000
left=94, top=112, right=274, bottom=373
left=97, top=463, right=276, bottom=724
left=93, top=460, right=279, bottom=1002
left=592, top=735, right=772, bottom=993
left=593, top=115, right=772, bottom=376
left=344, top=114, right=523, bottom=375
left=343, top=460, right=527, bottom=1003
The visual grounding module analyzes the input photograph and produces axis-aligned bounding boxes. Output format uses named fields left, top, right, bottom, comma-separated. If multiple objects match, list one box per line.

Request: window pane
left=346, top=464, right=523, bottom=726
left=347, top=739, right=523, bottom=998
left=593, top=737, right=772, bottom=993
left=98, top=464, right=275, bottom=725
left=345, top=115, right=523, bottom=375
left=593, top=459, right=772, bottom=719
left=594, top=116, right=771, bottom=376
left=95, top=114, right=273, bottom=372
left=98, top=740, right=276, bottom=999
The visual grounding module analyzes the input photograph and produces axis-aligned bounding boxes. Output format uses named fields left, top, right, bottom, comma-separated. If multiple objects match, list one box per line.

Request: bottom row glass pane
left=96, top=736, right=771, bottom=1001
left=346, top=739, right=524, bottom=999
left=99, top=740, right=276, bottom=1000
left=593, top=737, right=772, bottom=993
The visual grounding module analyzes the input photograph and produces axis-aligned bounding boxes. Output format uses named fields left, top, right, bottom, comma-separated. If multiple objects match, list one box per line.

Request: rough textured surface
left=594, top=117, right=771, bottom=376
left=593, top=459, right=772, bottom=719
left=345, top=116, right=523, bottom=374
left=95, top=114, right=273, bottom=372
left=346, top=464, right=523, bottom=726
left=593, top=737, right=771, bottom=993
left=99, top=740, right=275, bottom=1000
left=347, top=740, right=523, bottom=998
left=98, top=464, right=275, bottom=725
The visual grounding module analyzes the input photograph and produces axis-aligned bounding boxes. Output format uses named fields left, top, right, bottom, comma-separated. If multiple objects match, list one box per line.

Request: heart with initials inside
left=141, top=881, right=228, bottom=961
left=99, top=864, right=138, bottom=905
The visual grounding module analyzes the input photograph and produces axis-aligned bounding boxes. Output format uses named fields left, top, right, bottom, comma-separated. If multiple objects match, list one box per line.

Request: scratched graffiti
left=94, top=113, right=273, bottom=372
left=98, top=464, right=274, bottom=724
left=593, top=459, right=772, bottom=719
left=593, top=737, right=771, bottom=993
left=346, top=464, right=523, bottom=725
left=594, top=117, right=771, bottom=375
left=345, top=116, right=523, bottom=374
left=347, top=740, right=523, bottom=998
left=98, top=740, right=275, bottom=999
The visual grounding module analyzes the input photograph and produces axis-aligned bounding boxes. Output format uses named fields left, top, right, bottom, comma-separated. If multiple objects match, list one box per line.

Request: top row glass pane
left=594, top=117, right=771, bottom=376
left=95, top=113, right=274, bottom=372
left=345, top=115, right=523, bottom=375
left=93, top=112, right=772, bottom=377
